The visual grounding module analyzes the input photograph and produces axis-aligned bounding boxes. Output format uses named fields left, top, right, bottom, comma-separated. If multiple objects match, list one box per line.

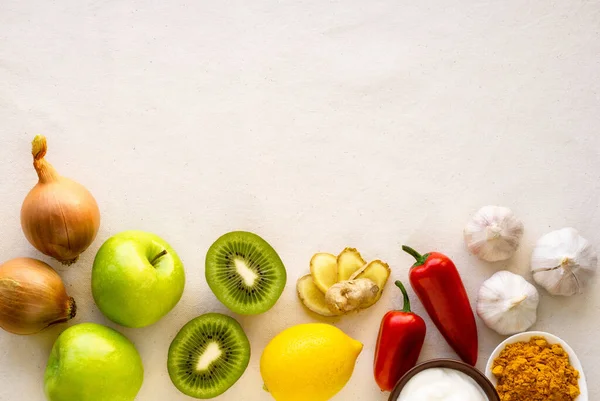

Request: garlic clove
left=531, top=228, right=598, bottom=296
left=533, top=268, right=580, bottom=296
left=464, top=206, right=524, bottom=262
left=476, top=270, right=539, bottom=335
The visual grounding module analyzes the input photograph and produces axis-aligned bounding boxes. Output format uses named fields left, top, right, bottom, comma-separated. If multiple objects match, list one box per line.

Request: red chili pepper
left=373, top=280, right=426, bottom=392
left=402, top=245, right=478, bottom=366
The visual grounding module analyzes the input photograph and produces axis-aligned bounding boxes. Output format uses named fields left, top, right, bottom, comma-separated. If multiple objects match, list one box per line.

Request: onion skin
left=20, top=135, right=100, bottom=265
left=0, top=258, right=77, bottom=335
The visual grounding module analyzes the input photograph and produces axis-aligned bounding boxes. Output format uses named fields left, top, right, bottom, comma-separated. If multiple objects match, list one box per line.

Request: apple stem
left=150, top=249, right=168, bottom=266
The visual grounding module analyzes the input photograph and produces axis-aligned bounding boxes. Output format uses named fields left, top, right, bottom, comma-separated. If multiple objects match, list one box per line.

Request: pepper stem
left=402, top=245, right=427, bottom=265
left=395, top=280, right=411, bottom=313
left=31, top=135, right=59, bottom=183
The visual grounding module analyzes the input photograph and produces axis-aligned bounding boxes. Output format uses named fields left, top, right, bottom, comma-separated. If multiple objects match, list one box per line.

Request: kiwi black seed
left=167, top=313, right=251, bottom=399
left=205, top=231, right=287, bottom=315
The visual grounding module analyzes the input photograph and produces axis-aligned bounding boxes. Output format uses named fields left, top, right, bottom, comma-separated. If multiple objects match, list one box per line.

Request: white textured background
left=1, top=1, right=599, bottom=400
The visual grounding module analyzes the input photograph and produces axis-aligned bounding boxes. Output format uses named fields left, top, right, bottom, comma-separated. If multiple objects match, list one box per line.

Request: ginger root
left=325, top=278, right=379, bottom=314
left=297, top=249, right=391, bottom=317
left=349, top=260, right=391, bottom=307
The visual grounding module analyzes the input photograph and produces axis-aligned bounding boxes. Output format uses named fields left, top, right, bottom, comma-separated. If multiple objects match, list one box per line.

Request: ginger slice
left=349, top=260, right=391, bottom=307
left=310, top=253, right=338, bottom=293
left=337, top=248, right=366, bottom=282
left=297, top=275, right=340, bottom=317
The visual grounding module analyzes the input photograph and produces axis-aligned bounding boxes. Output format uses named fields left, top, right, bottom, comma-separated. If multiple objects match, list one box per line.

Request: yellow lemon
left=260, top=323, right=363, bottom=401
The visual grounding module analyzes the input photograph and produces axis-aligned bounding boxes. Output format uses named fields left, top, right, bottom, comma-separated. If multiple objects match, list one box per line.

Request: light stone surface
left=1, top=1, right=599, bottom=400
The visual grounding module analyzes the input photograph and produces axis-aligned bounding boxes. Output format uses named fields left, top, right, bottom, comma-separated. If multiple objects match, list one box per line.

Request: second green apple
left=92, top=230, right=185, bottom=328
left=45, top=322, right=143, bottom=401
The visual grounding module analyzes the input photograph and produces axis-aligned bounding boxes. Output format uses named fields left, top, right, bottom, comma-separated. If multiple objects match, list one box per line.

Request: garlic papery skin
left=464, top=205, right=524, bottom=262
left=531, top=227, right=597, bottom=296
left=476, top=270, right=539, bottom=335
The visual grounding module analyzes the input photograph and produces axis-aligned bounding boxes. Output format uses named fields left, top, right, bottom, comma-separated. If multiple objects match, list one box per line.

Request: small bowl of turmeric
left=485, top=331, right=588, bottom=401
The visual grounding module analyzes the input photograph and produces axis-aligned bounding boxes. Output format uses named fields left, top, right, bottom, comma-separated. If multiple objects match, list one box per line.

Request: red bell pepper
left=402, top=245, right=478, bottom=366
left=373, top=280, right=426, bottom=392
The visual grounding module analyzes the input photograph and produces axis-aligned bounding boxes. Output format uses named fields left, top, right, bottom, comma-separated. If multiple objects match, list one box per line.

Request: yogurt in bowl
left=389, top=359, right=499, bottom=401
left=396, top=367, right=487, bottom=401
left=485, top=331, right=588, bottom=401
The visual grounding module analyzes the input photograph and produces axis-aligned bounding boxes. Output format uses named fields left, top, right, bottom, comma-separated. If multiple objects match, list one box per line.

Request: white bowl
left=485, top=331, right=588, bottom=401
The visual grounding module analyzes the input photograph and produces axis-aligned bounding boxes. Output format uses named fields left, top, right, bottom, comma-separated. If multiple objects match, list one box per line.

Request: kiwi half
left=205, top=231, right=287, bottom=315
left=167, top=313, right=250, bottom=399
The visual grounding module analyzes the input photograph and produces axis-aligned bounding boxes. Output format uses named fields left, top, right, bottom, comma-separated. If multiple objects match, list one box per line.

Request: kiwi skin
left=167, top=313, right=251, bottom=399
left=205, top=231, right=287, bottom=315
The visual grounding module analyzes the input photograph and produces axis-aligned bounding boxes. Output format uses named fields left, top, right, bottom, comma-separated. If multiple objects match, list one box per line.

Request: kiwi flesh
left=167, top=313, right=251, bottom=399
left=205, top=231, right=287, bottom=315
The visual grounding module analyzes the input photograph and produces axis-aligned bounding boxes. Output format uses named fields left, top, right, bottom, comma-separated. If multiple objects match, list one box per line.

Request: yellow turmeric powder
left=492, top=336, right=580, bottom=401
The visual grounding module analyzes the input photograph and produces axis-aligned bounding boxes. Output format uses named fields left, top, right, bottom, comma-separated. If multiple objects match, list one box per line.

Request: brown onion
left=0, top=257, right=77, bottom=335
left=21, top=135, right=100, bottom=264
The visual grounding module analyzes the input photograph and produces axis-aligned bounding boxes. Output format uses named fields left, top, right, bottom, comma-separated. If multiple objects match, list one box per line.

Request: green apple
left=92, top=230, right=185, bottom=328
left=44, top=322, right=143, bottom=401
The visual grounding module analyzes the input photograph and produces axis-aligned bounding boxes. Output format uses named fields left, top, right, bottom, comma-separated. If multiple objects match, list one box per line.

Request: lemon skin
left=260, top=323, right=363, bottom=401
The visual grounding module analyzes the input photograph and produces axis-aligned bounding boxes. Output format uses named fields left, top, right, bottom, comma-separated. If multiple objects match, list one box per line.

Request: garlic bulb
left=531, top=227, right=597, bottom=296
left=464, top=206, right=524, bottom=262
left=476, top=270, right=539, bottom=335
